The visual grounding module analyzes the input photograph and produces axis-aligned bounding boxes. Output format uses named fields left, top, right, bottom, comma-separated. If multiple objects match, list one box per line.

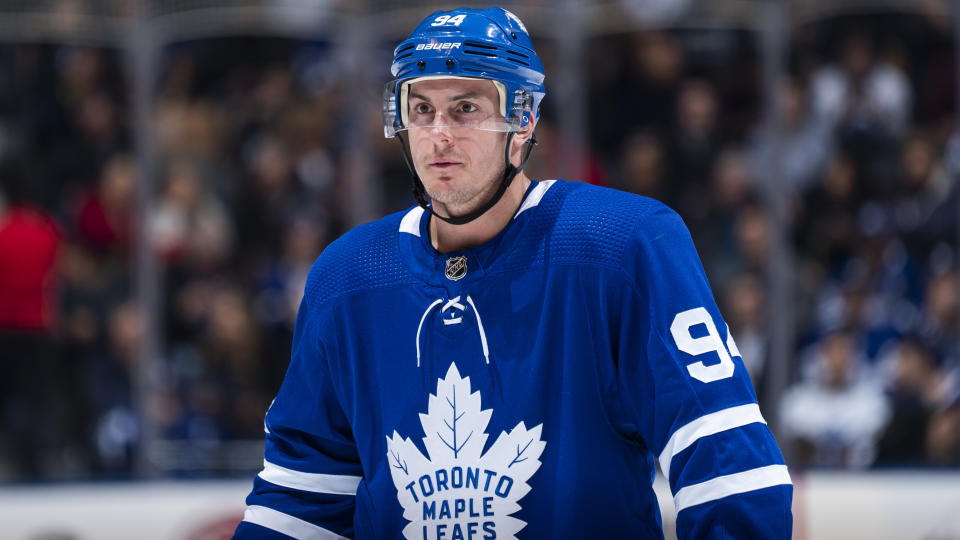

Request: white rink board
left=0, top=472, right=958, bottom=539
left=0, top=480, right=250, bottom=540
left=0, top=477, right=673, bottom=540
left=800, top=472, right=960, bottom=540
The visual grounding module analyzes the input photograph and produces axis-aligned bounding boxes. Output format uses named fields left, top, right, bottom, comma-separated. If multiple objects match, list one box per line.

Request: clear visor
left=382, top=78, right=522, bottom=138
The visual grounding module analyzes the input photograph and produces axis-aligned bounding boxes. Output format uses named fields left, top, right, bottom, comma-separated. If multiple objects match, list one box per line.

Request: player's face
left=405, top=78, right=508, bottom=218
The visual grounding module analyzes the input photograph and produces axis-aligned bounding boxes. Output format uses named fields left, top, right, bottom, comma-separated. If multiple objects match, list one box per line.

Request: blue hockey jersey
left=234, top=180, right=793, bottom=539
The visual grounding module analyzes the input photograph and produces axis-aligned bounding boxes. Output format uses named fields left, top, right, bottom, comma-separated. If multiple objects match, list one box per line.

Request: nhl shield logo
left=445, top=256, right=468, bottom=281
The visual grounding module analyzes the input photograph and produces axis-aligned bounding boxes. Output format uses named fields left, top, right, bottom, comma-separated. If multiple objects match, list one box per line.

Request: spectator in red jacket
left=0, top=158, right=63, bottom=479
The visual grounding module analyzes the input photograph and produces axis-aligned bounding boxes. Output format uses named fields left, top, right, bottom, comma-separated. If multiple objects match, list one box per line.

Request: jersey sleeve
left=234, top=275, right=361, bottom=539
left=618, top=204, right=793, bottom=539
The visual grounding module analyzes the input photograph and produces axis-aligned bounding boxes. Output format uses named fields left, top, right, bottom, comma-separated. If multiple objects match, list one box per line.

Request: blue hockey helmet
left=383, top=7, right=546, bottom=138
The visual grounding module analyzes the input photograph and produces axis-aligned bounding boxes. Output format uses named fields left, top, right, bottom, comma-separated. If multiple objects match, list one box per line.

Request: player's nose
left=427, top=124, right=455, bottom=147
left=425, top=111, right=455, bottom=144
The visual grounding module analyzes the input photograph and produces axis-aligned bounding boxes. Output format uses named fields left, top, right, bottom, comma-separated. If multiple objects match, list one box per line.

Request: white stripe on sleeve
left=258, top=460, right=362, bottom=495
left=672, top=464, right=792, bottom=513
left=243, top=505, right=349, bottom=540
left=658, top=403, right=766, bottom=481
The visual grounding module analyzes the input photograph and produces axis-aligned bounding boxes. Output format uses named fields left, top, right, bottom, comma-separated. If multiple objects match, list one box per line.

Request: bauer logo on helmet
left=415, top=42, right=462, bottom=51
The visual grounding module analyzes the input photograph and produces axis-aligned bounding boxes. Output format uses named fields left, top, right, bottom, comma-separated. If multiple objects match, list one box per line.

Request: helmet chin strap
left=397, top=130, right=537, bottom=226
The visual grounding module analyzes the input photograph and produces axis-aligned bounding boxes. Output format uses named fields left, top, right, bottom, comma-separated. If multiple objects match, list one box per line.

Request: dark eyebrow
left=409, top=92, right=430, bottom=103
left=408, top=91, right=486, bottom=103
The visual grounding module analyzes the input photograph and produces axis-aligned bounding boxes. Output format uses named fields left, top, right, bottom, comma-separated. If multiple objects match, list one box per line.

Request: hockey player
left=234, top=7, right=793, bottom=539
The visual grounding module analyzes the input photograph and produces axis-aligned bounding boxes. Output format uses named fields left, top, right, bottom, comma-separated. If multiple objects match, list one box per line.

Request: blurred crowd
left=1, top=11, right=959, bottom=481
left=577, top=13, right=960, bottom=470
left=0, top=38, right=343, bottom=479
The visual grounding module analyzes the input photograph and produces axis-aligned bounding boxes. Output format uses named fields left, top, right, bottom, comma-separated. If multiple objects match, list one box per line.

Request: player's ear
left=512, top=110, right=536, bottom=147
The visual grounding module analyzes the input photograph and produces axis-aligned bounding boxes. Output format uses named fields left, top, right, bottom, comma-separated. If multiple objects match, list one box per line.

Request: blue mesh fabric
left=494, top=181, right=658, bottom=276
left=305, top=211, right=418, bottom=306
left=303, top=181, right=662, bottom=306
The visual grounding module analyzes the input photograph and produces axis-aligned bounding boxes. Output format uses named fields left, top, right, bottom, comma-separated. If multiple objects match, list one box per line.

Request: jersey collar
left=397, top=179, right=556, bottom=287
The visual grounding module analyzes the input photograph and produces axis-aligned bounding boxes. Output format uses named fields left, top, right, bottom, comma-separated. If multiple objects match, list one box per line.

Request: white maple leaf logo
left=386, top=363, right=546, bottom=540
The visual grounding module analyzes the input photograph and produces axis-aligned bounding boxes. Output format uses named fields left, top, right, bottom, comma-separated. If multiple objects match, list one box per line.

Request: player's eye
left=413, top=102, right=432, bottom=115
left=458, top=102, right=479, bottom=113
